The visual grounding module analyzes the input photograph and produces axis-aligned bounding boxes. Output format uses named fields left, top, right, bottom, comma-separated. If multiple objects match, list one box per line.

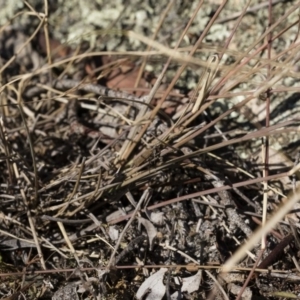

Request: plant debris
left=0, top=1, right=300, bottom=299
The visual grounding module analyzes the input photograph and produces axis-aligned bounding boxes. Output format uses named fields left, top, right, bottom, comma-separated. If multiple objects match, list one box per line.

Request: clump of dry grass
left=0, top=0, right=300, bottom=299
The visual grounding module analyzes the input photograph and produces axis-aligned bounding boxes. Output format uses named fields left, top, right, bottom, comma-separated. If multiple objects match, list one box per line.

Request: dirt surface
left=1, top=1, right=300, bottom=299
